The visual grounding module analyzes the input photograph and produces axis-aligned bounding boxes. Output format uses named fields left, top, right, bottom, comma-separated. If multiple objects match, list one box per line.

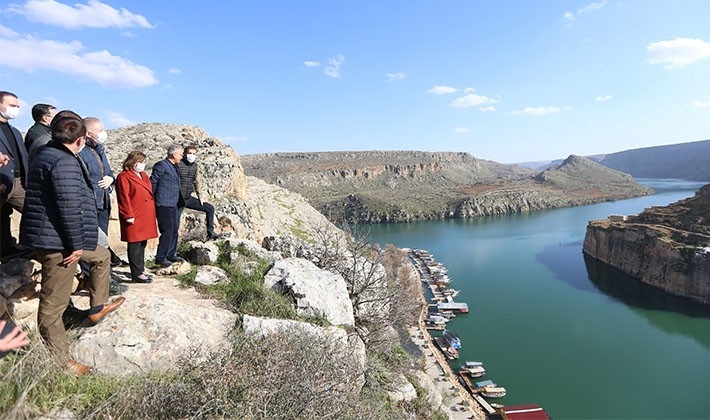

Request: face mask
left=186, top=154, right=197, bottom=164
left=0, top=105, right=20, bottom=120
left=96, top=131, right=108, bottom=143
left=135, top=162, right=146, bottom=172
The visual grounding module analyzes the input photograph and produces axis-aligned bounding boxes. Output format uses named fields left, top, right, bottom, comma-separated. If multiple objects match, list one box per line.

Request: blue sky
left=1, top=0, right=709, bottom=163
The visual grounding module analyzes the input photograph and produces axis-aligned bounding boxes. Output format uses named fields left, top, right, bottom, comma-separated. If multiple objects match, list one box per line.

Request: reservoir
left=367, top=179, right=710, bottom=419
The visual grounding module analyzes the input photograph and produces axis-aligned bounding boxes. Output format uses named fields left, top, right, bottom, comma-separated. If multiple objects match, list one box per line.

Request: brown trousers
left=35, top=245, right=110, bottom=360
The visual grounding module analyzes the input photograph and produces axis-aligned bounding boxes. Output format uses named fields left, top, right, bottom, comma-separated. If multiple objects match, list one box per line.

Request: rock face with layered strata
left=583, top=184, right=710, bottom=303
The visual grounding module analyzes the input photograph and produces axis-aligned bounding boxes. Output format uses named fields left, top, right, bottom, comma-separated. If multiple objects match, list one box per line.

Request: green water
left=367, top=179, right=710, bottom=419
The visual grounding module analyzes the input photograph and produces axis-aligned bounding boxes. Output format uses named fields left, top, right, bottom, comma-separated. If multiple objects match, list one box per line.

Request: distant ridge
left=598, top=140, right=710, bottom=181
left=242, top=151, right=651, bottom=223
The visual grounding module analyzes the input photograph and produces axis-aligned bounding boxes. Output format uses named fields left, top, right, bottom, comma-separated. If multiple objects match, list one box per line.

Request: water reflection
left=583, top=253, right=710, bottom=350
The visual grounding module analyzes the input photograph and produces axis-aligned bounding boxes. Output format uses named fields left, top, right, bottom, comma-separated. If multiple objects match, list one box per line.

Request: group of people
left=0, top=90, right=222, bottom=373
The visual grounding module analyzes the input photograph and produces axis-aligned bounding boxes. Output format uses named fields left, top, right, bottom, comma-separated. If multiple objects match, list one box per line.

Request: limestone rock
left=71, top=278, right=236, bottom=375
left=194, top=265, right=230, bottom=287
left=409, top=370, right=444, bottom=410
left=154, top=260, right=192, bottom=276
left=386, top=372, right=417, bottom=403
left=263, top=258, right=354, bottom=328
left=224, top=238, right=283, bottom=263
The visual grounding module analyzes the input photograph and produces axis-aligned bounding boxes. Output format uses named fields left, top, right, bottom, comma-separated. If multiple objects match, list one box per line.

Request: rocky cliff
left=583, top=184, right=710, bottom=304
left=242, top=152, right=653, bottom=223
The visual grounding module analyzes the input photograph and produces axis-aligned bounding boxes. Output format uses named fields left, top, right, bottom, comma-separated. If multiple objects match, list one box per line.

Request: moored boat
left=481, top=385, right=507, bottom=398
left=443, top=329, right=462, bottom=349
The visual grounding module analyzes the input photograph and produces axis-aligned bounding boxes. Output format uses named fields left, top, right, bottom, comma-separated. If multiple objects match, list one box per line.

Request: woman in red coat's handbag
left=115, top=151, right=159, bottom=283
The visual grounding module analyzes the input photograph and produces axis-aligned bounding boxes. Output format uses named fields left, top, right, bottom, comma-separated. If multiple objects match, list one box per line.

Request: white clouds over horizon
left=7, top=0, right=154, bottom=30
left=427, top=85, right=457, bottom=95
left=647, top=38, right=710, bottom=70
left=324, top=54, right=345, bottom=78
left=454, top=127, right=471, bottom=134
left=105, top=111, right=135, bottom=127
left=450, top=93, right=497, bottom=108
left=595, top=94, right=612, bottom=102
left=0, top=27, right=157, bottom=88
left=691, top=100, right=710, bottom=108
left=303, top=60, right=320, bottom=67
left=564, top=1, right=607, bottom=24
left=386, top=72, right=406, bottom=82
left=512, top=106, right=568, bottom=116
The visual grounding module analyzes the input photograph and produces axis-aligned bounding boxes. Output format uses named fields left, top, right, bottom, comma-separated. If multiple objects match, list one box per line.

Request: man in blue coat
left=0, top=91, right=28, bottom=257
left=150, top=144, right=185, bottom=267
left=20, top=115, right=125, bottom=375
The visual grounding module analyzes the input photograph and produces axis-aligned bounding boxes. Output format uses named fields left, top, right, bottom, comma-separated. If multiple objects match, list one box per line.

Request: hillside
left=598, top=139, right=710, bottom=181
left=242, top=151, right=652, bottom=223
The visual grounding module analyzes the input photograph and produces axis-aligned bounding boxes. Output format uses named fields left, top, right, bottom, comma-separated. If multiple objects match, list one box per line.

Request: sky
left=1, top=0, right=709, bottom=164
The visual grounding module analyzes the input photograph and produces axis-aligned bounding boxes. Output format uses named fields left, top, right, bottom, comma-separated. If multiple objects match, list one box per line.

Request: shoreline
left=407, top=249, right=487, bottom=420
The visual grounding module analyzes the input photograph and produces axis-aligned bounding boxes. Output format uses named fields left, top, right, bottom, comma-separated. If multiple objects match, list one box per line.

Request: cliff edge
left=583, top=184, right=710, bottom=303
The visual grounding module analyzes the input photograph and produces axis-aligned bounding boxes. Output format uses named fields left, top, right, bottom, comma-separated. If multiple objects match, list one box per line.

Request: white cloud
left=454, top=127, right=471, bottom=134
left=479, top=106, right=496, bottom=112
left=0, top=24, right=18, bottom=37
left=303, top=60, right=320, bottom=67
left=222, top=135, right=250, bottom=143
left=324, top=54, right=345, bottom=78
left=512, top=106, right=567, bottom=116
left=168, top=68, right=182, bottom=75
left=386, top=72, right=406, bottom=82
left=564, top=1, right=607, bottom=24
left=105, top=111, right=135, bottom=127
left=595, top=94, right=612, bottom=102
left=691, top=100, right=710, bottom=108
left=0, top=32, right=157, bottom=88
left=427, top=85, right=457, bottom=95
left=463, top=87, right=476, bottom=93
left=7, top=0, right=153, bottom=29
left=450, top=93, right=497, bottom=108
left=647, top=38, right=710, bottom=70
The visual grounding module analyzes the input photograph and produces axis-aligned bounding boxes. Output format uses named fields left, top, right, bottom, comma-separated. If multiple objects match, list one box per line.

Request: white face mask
left=185, top=153, right=197, bottom=164
left=135, top=162, right=146, bottom=172
left=96, top=130, right=108, bottom=143
left=0, top=104, right=20, bottom=120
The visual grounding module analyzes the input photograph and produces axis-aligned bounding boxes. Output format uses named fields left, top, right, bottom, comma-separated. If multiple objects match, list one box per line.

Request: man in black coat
left=20, top=115, right=124, bottom=375
left=0, top=91, right=28, bottom=257
left=24, top=103, right=56, bottom=150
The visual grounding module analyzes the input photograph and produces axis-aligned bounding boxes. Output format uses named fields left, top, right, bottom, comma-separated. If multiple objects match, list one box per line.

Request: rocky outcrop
left=243, top=152, right=652, bottom=223
left=583, top=184, right=710, bottom=303
left=263, top=258, right=355, bottom=328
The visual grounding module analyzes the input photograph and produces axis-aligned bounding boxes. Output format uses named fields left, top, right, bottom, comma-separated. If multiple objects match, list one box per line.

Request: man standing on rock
left=151, top=144, right=185, bottom=267
left=177, top=145, right=224, bottom=240
left=20, top=114, right=125, bottom=375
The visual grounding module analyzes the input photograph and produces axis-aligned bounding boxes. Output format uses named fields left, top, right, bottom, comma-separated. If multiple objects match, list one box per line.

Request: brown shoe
left=88, top=296, right=126, bottom=325
left=67, top=359, right=93, bottom=375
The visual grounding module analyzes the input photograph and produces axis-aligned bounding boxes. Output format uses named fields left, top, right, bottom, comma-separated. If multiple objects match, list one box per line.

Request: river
left=367, top=179, right=710, bottom=419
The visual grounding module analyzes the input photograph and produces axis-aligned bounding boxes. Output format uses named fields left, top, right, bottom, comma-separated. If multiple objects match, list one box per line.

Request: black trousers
left=127, top=240, right=147, bottom=278
left=155, top=205, right=180, bottom=263
left=182, top=196, right=215, bottom=235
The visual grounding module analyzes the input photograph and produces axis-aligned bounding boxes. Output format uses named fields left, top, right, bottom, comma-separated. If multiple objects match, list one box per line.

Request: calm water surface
left=367, top=179, right=710, bottom=419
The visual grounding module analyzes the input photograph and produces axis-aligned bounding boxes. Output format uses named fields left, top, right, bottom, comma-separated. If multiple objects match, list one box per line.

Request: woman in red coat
left=115, top=151, right=158, bottom=283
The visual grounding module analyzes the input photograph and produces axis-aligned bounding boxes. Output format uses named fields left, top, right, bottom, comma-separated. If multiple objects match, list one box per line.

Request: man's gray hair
left=167, top=144, right=181, bottom=157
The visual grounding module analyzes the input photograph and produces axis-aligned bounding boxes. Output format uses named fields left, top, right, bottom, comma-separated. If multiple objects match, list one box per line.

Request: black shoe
left=131, top=275, right=153, bottom=284
left=207, top=232, right=226, bottom=240
left=167, top=256, right=185, bottom=263
left=156, top=260, right=172, bottom=268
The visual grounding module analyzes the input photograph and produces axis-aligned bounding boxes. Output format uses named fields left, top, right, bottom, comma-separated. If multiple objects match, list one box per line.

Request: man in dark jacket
left=24, top=103, right=56, bottom=150
left=150, top=144, right=185, bottom=267
left=0, top=91, right=29, bottom=257
left=177, top=145, right=223, bottom=240
left=20, top=114, right=124, bottom=375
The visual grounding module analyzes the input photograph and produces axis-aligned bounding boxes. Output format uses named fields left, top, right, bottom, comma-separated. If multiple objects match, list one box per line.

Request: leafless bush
left=86, top=329, right=404, bottom=420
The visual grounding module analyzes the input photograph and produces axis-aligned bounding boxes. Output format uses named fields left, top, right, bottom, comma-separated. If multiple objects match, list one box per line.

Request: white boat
left=481, top=385, right=507, bottom=398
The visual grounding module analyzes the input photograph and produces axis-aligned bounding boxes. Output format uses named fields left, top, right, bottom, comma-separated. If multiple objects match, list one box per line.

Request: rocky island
left=242, top=152, right=653, bottom=223
left=583, top=184, right=710, bottom=304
